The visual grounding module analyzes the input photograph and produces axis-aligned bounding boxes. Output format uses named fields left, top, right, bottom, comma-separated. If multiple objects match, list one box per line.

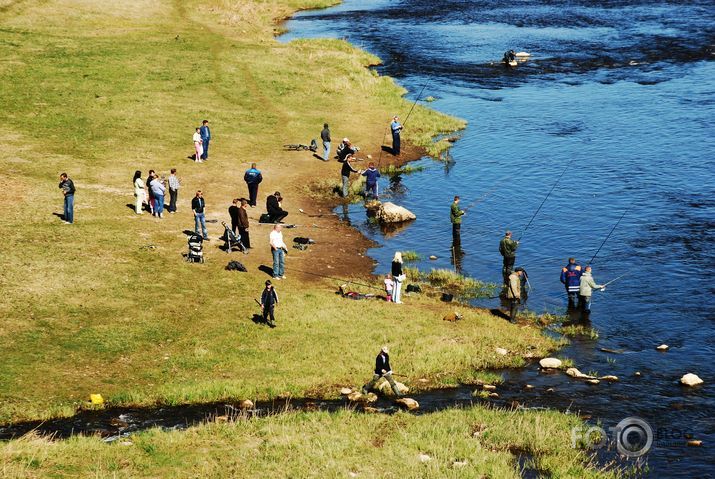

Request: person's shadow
left=258, top=265, right=274, bottom=277
left=251, top=314, right=265, bottom=325
left=52, top=212, right=66, bottom=221
left=489, top=308, right=511, bottom=321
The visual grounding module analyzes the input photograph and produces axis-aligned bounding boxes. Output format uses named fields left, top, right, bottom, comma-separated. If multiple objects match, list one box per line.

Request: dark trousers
left=392, top=132, right=401, bottom=155
left=452, top=223, right=461, bottom=245
left=567, top=291, right=579, bottom=310
left=502, top=256, right=515, bottom=285
left=238, top=227, right=250, bottom=248
left=262, top=305, right=275, bottom=324
left=247, top=183, right=259, bottom=207
left=269, top=211, right=288, bottom=223
left=201, top=139, right=210, bottom=159
left=509, top=298, right=519, bottom=322
left=169, top=188, right=178, bottom=212
left=231, top=220, right=239, bottom=235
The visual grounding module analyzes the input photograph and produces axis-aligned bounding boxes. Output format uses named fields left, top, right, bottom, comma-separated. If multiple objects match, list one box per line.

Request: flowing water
left=283, top=1, right=715, bottom=476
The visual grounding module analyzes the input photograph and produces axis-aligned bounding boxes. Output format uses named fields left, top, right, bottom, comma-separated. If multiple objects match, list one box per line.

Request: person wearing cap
left=361, top=346, right=402, bottom=396
left=336, top=138, right=357, bottom=162
left=320, top=123, right=331, bottom=161
left=260, top=280, right=279, bottom=328
left=578, top=265, right=605, bottom=320
left=269, top=224, right=287, bottom=280
left=499, top=231, right=519, bottom=286
left=362, top=162, right=381, bottom=199
left=450, top=196, right=465, bottom=246
left=506, top=269, right=523, bottom=322
left=266, top=191, right=288, bottom=223
left=390, top=116, right=403, bottom=155
left=560, top=258, right=583, bottom=310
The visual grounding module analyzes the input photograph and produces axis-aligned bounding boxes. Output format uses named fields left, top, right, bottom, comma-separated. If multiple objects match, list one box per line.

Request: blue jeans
left=272, top=248, right=285, bottom=277
left=154, top=194, right=164, bottom=216
left=63, top=194, right=74, bottom=223
left=194, top=212, right=208, bottom=238
left=201, top=139, right=210, bottom=159
left=323, top=141, right=331, bottom=161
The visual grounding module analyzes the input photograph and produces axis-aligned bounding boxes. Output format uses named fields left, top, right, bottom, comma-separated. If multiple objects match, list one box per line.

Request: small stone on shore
left=539, top=358, right=562, bottom=369
left=239, top=399, right=254, bottom=409
left=395, top=397, right=419, bottom=410
left=340, top=387, right=352, bottom=395
left=495, top=347, right=508, bottom=356
left=418, top=453, right=431, bottom=462
left=488, top=392, right=499, bottom=398
left=680, top=373, right=703, bottom=387
left=483, top=384, right=497, bottom=391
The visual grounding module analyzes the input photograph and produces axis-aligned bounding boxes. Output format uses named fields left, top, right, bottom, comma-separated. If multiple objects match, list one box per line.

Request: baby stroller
left=187, top=233, right=205, bottom=263
left=222, top=222, right=247, bottom=254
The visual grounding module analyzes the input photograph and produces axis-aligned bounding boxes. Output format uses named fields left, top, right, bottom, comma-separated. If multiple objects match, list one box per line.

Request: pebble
left=418, top=453, right=431, bottom=462
left=395, top=397, right=419, bottom=410
left=495, top=347, right=508, bottom=355
left=524, top=384, right=534, bottom=390
left=656, top=344, right=669, bottom=351
left=239, top=399, right=254, bottom=409
left=453, top=460, right=468, bottom=467
left=429, top=255, right=437, bottom=260
left=635, top=371, right=642, bottom=377
left=687, top=440, right=703, bottom=447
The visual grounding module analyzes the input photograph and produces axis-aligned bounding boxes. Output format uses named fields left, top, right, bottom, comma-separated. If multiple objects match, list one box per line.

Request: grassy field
left=0, top=0, right=612, bottom=477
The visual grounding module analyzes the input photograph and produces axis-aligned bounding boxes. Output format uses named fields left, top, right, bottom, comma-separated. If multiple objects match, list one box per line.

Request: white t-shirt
left=269, top=230, right=286, bottom=250
left=193, top=132, right=202, bottom=143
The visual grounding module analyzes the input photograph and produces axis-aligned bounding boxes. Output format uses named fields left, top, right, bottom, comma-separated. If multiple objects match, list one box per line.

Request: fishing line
left=517, top=159, right=574, bottom=242
left=290, top=268, right=384, bottom=291
left=402, top=77, right=431, bottom=127
left=463, top=175, right=511, bottom=212
left=588, top=208, right=629, bottom=265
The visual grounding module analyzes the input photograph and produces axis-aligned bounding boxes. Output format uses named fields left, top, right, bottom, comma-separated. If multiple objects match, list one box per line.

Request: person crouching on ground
left=362, top=346, right=402, bottom=396
left=260, top=280, right=278, bottom=328
left=507, top=269, right=523, bottom=323
left=391, top=252, right=405, bottom=304
left=269, top=224, right=287, bottom=280
left=362, top=162, right=381, bottom=199
left=384, top=273, right=394, bottom=302
left=266, top=191, right=288, bottom=223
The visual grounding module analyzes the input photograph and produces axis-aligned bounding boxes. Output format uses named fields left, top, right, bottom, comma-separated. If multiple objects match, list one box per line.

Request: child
left=384, top=274, right=394, bottom=302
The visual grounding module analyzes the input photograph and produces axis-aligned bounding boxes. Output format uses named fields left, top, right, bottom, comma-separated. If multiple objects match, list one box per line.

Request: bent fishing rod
left=588, top=208, right=629, bottom=265
left=517, top=159, right=574, bottom=242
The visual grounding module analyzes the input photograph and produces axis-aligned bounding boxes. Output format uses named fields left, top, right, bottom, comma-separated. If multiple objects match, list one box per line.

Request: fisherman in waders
left=560, top=258, right=582, bottom=311
left=450, top=196, right=465, bottom=246
left=499, top=231, right=519, bottom=286
left=361, top=346, right=402, bottom=396
left=578, top=265, right=605, bottom=321
left=390, top=116, right=403, bottom=156
left=507, top=269, right=523, bottom=323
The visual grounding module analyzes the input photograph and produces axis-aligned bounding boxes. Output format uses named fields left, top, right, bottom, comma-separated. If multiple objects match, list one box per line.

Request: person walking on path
left=133, top=170, right=145, bottom=215
left=390, top=116, right=403, bottom=155
left=192, top=190, right=209, bottom=239
left=269, top=224, right=287, bottom=279
left=578, top=265, right=605, bottom=320
left=229, top=198, right=240, bottom=235
left=361, top=346, right=403, bottom=396
left=450, top=196, right=465, bottom=246
left=266, top=191, right=288, bottom=223
left=362, top=162, right=381, bottom=199
left=149, top=174, right=166, bottom=218
left=499, top=231, right=519, bottom=286
left=260, top=280, right=278, bottom=328
left=192, top=127, right=203, bottom=162
left=200, top=120, right=211, bottom=161
left=560, top=258, right=583, bottom=310
left=506, top=269, right=523, bottom=323
left=237, top=199, right=251, bottom=248
left=244, top=163, right=263, bottom=207
left=58, top=173, right=75, bottom=224
left=341, top=155, right=361, bottom=197
left=167, top=168, right=180, bottom=213
left=320, top=123, right=331, bottom=161
left=391, top=251, right=405, bottom=304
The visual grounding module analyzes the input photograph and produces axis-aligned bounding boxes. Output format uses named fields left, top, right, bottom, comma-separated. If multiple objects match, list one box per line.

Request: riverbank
left=0, top=0, right=616, bottom=476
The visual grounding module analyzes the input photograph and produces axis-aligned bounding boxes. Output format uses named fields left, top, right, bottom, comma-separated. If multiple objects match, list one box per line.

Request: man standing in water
left=390, top=116, right=403, bottom=155
left=320, top=123, right=331, bottom=161
left=361, top=346, right=402, bottom=396
left=578, top=265, right=605, bottom=321
left=560, top=257, right=582, bottom=310
left=499, top=231, right=519, bottom=285
left=450, top=196, right=465, bottom=246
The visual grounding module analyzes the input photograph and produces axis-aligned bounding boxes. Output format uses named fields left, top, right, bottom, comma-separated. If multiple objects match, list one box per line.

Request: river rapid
left=283, top=1, right=715, bottom=476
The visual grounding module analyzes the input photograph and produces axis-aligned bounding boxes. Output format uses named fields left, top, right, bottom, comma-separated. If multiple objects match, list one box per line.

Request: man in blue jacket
left=200, top=120, right=211, bottom=160
left=244, top=163, right=263, bottom=207
left=560, top=257, right=582, bottom=310
left=361, top=346, right=402, bottom=396
left=390, top=116, right=403, bottom=155
left=362, top=162, right=381, bottom=199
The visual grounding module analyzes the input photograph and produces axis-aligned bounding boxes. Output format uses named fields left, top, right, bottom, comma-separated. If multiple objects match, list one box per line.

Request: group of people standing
left=383, top=252, right=406, bottom=304
left=192, top=120, right=211, bottom=163
left=133, top=169, right=181, bottom=218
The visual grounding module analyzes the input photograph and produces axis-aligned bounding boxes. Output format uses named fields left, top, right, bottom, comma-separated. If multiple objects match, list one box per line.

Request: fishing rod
left=463, top=175, right=511, bottom=212
left=588, top=208, right=629, bottom=265
left=402, top=78, right=431, bottom=127
left=602, top=273, right=627, bottom=288
left=517, top=159, right=574, bottom=242
left=290, top=268, right=384, bottom=291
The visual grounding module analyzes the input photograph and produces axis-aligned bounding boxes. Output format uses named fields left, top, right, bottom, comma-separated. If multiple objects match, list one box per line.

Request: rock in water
left=600, top=375, right=619, bottom=382
left=375, top=202, right=416, bottom=224
left=429, top=255, right=438, bottom=260
left=566, top=367, right=583, bottom=378
left=365, top=393, right=378, bottom=403
left=395, top=397, right=419, bottom=410
left=482, top=384, right=497, bottom=391
left=587, top=379, right=600, bottom=385
left=656, top=344, right=669, bottom=351
left=539, top=358, right=562, bottom=369
left=680, top=373, right=704, bottom=386
left=687, top=440, right=703, bottom=447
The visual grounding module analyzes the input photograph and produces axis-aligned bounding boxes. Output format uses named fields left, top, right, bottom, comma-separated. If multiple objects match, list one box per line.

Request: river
left=282, top=1, right=715, bottom=476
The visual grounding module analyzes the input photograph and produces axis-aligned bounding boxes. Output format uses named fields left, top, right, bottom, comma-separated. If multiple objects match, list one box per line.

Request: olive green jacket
left=450, top=202, right=464, bottom=224
left=499, top=236, right=518, bottom=258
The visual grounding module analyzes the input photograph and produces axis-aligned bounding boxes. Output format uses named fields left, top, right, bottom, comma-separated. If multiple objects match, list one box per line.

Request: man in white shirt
left=269, top=224, right=287, bottom=279
left=167, top=168, right=180, bottom=213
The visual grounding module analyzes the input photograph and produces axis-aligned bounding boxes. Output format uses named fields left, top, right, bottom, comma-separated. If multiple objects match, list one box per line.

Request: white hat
left=343, top=137, right=349, bottom=142
left=381, top=346, right=389, bottom=353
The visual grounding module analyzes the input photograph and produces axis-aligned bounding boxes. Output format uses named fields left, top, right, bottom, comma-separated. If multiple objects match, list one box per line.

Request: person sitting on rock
left=336, top=138, right=357, bottom=162
left=361, top=346, right=402, bottom=396
left=266, top=191, right=288, bottom=223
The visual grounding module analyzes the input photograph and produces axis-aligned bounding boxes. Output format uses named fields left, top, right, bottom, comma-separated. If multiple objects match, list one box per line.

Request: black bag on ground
left=259, top=213, right=272, bottom=223
left=293, top=237, right=315, bottom=245
left=441, top=293, right=454, bottom=302
left=225, top=260, right=247, bottom=272
left=406, top=284, right=422, bottom=293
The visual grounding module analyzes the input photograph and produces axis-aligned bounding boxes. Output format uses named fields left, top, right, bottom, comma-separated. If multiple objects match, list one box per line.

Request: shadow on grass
left=258, top=265, right=274, bottom=277
left=52, top=212, right=66, bottom=221
left=489, top=308, right=511, bottom=321
left=251, top=313, right=266, bottom=326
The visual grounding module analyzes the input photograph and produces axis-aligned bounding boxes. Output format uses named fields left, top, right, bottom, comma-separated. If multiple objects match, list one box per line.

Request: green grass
left=401, top=250, right=422, bottom=262
left=406, top=267, right=498, bottom=300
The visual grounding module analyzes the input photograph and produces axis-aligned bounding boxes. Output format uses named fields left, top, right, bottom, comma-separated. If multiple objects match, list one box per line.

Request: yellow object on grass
left=89, top=394, right=104, bottom=405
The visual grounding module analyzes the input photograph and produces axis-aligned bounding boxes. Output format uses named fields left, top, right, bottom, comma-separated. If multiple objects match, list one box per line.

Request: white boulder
left=395, top=397, right=420, bottom=410
left=376, top=378, right=409, bottom=396
left=539, top=358, right=562, bottom=369
left=680, top=373, right=703, bottom=387
left=376, top=202, right=416, bottom=224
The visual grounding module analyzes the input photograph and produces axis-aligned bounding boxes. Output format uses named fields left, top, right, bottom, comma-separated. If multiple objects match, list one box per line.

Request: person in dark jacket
left=391, top=251, right=405, bottom=304
left=58, top=173, right=75, bottom=224
left=390, top=116, right=403, bottom=155
left=260, top=280, right=278, bottom=328
left=244, top=163, right=263, bottom=207
left=228, top=198, right=240, bottom=235
left=361, top=346, right=402, bottom=396
left=320, top=123, right=331, bottom=161
left=450, top=196, right=465, bottom=245
left=336, top=138, right=357, bottom=162
left=192, top=190, right=208, bottom=239
left=266, top=191, right=288, bottom=223
left=237, top=199, right=251, bottom=248
left=362, top=162, right=381, bottom=199
left=499, top=231, right=519, bottom=285
left=341, top=155, right=361, bottom=197
left=199, top=120, right=211, bottom=160
left=560, top=258, right=582, bottom=310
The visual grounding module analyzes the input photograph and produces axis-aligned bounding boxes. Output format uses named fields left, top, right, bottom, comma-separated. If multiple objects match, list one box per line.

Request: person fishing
left=260, top=280, right=279, bottom=328
left=450, top=195, right=465, bottom=246
left=361, top=346, right=402, bottom=396
left=578, top=265, right=605, bottom=321
left=499, top=231, right=519, bottom=286
left=390, top=116, right=403, bottom=156
left=362, top=162, right=381, bottom=199
left=560, top=258, right=583, bottom=310
left=506, top=269, right=523, bottom=323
